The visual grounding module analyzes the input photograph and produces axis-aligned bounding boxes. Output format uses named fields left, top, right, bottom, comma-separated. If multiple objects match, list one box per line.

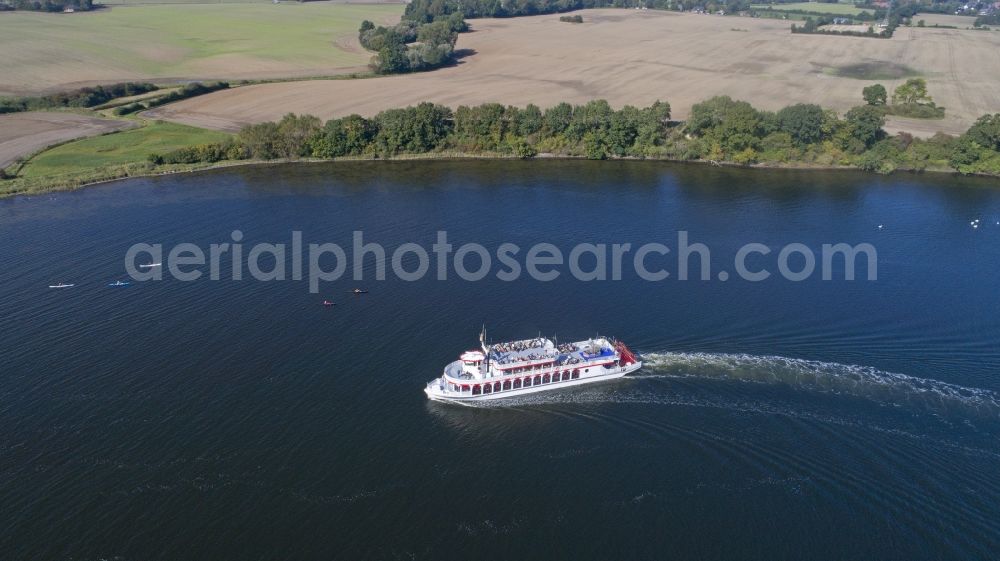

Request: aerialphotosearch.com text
left=124, top=230, right=878, bottom=293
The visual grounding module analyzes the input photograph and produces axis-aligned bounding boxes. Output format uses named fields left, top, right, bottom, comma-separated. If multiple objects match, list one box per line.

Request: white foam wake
left=638, top=352, right=1000, bottom=416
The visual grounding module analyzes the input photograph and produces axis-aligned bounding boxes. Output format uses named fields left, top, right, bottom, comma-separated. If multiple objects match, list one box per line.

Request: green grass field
left=21, top=121, right=231, bottom=179
left=0, top=2, right=405, bottom=96
left=751, top=2, right=872, bottom=16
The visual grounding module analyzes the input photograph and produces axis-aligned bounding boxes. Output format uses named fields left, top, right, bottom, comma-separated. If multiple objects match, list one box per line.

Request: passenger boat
left=425, top=330, right=641, bottom=402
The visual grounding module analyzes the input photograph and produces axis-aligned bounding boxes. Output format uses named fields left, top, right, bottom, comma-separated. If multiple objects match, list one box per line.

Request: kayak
left=48, top=283, right=74, bottom=289
left=351, top=289, right=369, bottom=294
left=323, top=301, right=335, bottom=306
left=139, top=263, right=161, bottom=268
left=108, top=281, right=131, bottom=287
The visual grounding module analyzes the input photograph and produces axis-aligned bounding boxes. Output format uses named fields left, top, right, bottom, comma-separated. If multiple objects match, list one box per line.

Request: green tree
left=776, top=103, right=826, bottom=146
left=543, top=102, right=573, bottom=135
left=310, top=114, right=377, bottom=158
left=238, top=122, right=281, bottom=160
left=892, top=78, right=932, bottom=105
left=417, top=19, right=458, bottom=46
left=515, top=104, right=543, bottom=137
left=862, top=84, right=887, bottom=106
left=949, top=114, right=1000, bottom=172
left=844, top=105, right=886, bottom=149
left=454, top=103, right=508, bottom=149
left=687, top=96, right=763, bottom=155
left=374, top=102, right=453, bottom=155
left=276, top=113, right=322, bottom=158
left=566, top=100, right=614, bottom=142
left=964, top=113, right=1000, bottom=151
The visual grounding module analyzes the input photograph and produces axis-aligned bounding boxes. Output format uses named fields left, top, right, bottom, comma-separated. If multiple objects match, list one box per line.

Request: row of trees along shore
left=147, top=96, right=1000, bottom=176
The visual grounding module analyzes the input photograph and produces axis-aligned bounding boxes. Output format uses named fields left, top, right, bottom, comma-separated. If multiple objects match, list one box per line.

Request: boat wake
left=637, top=352, right=1000, bottom=417
left=455, top=351, right=1000, bottom=420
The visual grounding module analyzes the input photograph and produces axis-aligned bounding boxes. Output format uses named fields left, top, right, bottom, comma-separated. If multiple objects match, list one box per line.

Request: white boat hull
left=425, top=361, right=642, bottom=403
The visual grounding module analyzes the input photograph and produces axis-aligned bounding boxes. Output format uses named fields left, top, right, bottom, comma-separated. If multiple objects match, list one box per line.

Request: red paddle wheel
left=615, top=341, right=638, bottom=365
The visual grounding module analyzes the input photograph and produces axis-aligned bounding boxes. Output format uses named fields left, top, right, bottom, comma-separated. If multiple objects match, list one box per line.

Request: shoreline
left=2, top=151, right=991, bottom=200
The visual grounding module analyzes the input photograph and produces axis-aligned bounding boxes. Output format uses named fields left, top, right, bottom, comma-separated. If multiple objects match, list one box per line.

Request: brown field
left=0, top=112, right=135, bottom=169
left=150, top=9, right=1000, bottom=137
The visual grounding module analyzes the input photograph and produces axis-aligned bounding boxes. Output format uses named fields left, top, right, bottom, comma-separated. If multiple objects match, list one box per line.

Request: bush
left=886, top=103, right=945, bottom=119
left=115, top=102, right=145, bottom=116
left=144, top=82, right=229, bottom=109
left=559, top=15, right=584, bottom=23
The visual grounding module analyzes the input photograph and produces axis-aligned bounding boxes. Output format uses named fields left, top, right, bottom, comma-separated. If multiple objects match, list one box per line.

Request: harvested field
left=0, top=112, right=135, bottom=169
left=0, top=1, right=405, bottom=97
left=150, top=10, right=1000, bottom=137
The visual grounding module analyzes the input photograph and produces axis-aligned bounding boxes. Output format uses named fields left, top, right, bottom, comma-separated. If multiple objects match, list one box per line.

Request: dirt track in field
left=0, top=112, right=135, bottom=169
left=149, top=10, right=1000, bottom=137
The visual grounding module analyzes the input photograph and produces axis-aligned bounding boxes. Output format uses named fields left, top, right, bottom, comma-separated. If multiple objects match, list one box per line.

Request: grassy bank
left=1, top=120, right=231, bottom=196
left=19, top=121, right=229, bottom=178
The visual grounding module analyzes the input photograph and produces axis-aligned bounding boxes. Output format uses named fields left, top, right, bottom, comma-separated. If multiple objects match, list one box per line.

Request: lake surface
left=2, top=161, right=999, bottom=560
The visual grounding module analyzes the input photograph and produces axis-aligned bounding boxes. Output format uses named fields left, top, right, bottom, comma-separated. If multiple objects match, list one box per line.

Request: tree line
left=791, top=17, right=889, bottom=38
left=146, top=97, right=1000, bottom=176
left=113, top=82, right=230, bottom=115
left=403, top=0, right=750, bottom=21
left=0, top=82, right=158, bottom=114
left=0, top=0, right=93, bottom=11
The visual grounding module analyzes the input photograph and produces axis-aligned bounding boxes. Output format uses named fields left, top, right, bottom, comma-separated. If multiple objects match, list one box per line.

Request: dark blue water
left=2, top=161, right=999, bottom=560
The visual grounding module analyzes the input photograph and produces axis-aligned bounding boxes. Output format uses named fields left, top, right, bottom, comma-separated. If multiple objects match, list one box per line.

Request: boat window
left=571, top=370, right=579, bottom=379
left=494, top=382, right=502, bottom=392
left=483, top=384, right=491, bottom=394
left=503, top=380, right=511, bottom=390
left=461, top=385, right=470, bottom=392
left=562, top=372, right=570, bottom=381
left=513, top=379, right=522, bottom=389
left=543, top=374, right=550, bottom=384
left=533, top=375, right=541, bottom=385
left=473, top=385, right=481, bottom=395
left=524, top=377, right=532, bottom=387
